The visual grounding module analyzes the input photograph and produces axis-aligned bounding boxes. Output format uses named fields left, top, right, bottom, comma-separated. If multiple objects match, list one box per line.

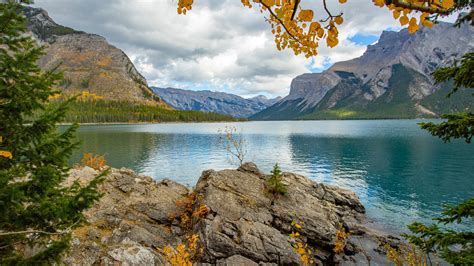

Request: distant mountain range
left=252, top=22, right=473, bottom=120
left=24, top=6, right=166, bottom=106
left=152, top=87, right=281, bottom=118
left=25, top=6, right=473, bottom=120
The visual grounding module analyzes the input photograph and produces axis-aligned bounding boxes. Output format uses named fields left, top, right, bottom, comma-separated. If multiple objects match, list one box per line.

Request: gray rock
left=63, top=165, right=397, bottom=265
left=192, top=163, right=387, bottom=264
left=217, top=255, right=259, bottom=266
left=63, top=167, right=188, bottom=265
left=107, top=239, right=161, bottom=266
left=23, top=6, right=165, bottom=105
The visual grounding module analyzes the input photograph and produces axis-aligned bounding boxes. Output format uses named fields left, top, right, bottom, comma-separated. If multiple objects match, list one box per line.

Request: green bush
left=266, top=163, right=288, bottom=196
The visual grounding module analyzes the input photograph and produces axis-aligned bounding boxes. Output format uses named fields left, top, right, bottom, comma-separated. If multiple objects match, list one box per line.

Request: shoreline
left=58, top=118, right=444, bottom=126
left=65, top=163, right=406, bottom=265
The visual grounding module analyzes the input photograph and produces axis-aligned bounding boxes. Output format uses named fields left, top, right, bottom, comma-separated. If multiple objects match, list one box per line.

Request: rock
left=216, top=255, right=259, bottom=266
left=193, top=163, right=390, bottom=265
left=238, top=162, right=265, bottom=177
left=63, top=167, right=188, bottom=265
left=107, top=239, right=164, bottom=266
left=23, top=6, right=167, bottom=106
left=63, top=164, right=396, bottom=265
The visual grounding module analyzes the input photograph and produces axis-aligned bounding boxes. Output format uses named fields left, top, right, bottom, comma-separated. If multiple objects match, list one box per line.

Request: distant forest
left=45, top=99, right=238, bottom=123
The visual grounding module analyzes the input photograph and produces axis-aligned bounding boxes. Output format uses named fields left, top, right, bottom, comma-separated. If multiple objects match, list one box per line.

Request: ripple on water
left=69, top=120, right=474, bottom=233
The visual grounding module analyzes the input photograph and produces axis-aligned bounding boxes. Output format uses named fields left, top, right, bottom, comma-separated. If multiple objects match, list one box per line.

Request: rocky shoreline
left=64, top=163, right=401, bottom=265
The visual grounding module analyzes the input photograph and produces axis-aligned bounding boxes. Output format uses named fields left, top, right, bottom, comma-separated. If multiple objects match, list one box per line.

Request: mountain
left=152, top=87, right=281, bottom=118
left=252, top=22, right=473, bottom=120
left=24, top=7, right=165, bottom=106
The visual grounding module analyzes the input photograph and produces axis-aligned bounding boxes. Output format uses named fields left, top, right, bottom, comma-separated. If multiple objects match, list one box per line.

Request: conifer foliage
left=419, top=52, right=474, bottom=143
left=0, top=1, right=104, bottom=263
left=266, top=163, right=288, bottom=197
left=404, top=198, right=474, bottom=264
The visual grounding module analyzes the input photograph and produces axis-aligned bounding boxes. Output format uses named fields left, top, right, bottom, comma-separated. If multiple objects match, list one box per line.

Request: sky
left=32, top=0, right=422, bottom=98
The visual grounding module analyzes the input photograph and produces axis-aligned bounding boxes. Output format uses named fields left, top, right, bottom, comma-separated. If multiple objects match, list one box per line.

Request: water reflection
left=69, top=121, right=474, bottom=232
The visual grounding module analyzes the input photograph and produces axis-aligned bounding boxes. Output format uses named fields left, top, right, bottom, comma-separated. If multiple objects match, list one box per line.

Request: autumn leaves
left=177, top=0, right=453, bottom=57
left=0, top=136, right=12, bottom=160
left=244, top=0, right=346, bottom=58
left=372, top=0, right=453, bottom=33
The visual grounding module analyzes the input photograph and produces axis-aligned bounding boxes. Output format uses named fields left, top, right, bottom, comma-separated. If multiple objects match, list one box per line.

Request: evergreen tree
left=0, top=1, right=105, bottom=264
left=403, top=198, right=474, bottom=264
left=419, top=52, right=474, bottom=143
left=266, top=163, right=287, bottom=196
left=407, top=29, right=473, bottom=265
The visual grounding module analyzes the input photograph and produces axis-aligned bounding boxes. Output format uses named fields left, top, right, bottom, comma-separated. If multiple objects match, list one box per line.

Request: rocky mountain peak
left=252, top=22, right=473, bottom=120
left=152, top=87, right=281, bottom=118
left=22, top=6, right=165, bottom=105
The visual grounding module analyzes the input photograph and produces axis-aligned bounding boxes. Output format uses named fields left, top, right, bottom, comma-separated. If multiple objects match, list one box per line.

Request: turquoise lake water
left=67, top=120, right=474, bottom=233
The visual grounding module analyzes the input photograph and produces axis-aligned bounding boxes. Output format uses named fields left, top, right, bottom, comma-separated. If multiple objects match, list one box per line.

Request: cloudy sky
left=33, top=0, right=421, bottom=98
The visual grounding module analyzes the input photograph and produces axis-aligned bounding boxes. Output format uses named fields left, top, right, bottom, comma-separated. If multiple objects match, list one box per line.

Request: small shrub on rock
left=289, top=220, right=315, bottom=265
left=266, top=163, right=288, bottom=196
left=170, top=192, right=209, bottom=230
left=162, top=234, right=203, bottom=266
left=333, top=225, right=350, bottom=254
left=81, top=153, right=107, bottom=171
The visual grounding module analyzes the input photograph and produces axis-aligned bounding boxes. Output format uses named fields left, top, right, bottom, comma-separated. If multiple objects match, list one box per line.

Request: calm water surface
left=67, top=120, right=474, bottom=233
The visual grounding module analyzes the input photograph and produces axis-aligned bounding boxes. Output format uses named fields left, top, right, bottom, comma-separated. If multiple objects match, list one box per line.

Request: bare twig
left=219, top=126, right=247, bottom=166
left=320, top=0, right=343, bottom=23
left=0, top=220, right=81, bottom=237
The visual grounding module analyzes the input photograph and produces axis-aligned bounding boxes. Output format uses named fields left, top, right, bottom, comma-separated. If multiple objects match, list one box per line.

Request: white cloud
left=34, top=0, right=420, bottom=97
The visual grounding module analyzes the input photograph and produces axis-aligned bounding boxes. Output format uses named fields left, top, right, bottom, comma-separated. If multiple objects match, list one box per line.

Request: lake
left=67, top=120, right=474, bottom=233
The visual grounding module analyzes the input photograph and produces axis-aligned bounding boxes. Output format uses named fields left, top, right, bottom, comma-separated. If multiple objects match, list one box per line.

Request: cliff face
left=59, top=163, right=411, bottom=265
left=24, top=7, right=165, bottom=105
left=153, top=87, right=281, bottom=118
left=252, top=22, right=473, bottom=120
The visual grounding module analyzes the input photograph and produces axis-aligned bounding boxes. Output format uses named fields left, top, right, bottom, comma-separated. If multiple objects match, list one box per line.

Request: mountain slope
left=252, top=22, right=473, bottom=120
left=152, top=87, right=281, bottom=118
left=24, top=7, right=165, bottom=105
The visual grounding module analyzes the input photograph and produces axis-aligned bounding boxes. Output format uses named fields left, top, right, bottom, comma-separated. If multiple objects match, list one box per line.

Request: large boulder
left=64, top=167, right=189, bottom=265
left=63, top=164, right=397, bottom=265
left=193, top=162, right=392, bottom=265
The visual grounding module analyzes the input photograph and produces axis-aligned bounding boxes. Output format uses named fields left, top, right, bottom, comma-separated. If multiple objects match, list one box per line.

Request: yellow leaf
left=339, top=0, right=347, bottom=3
left=441, top=0, right=454, bottom=9
left=373, top=0, right=385, bottom=7
left=393, top=10, right=401, bottom=19
left=262, top=0, right=275, bottom=7
left=298, top=9, right=314, bottom=22
left=408, top=24, right=419, bottom=33
left=422, top=20, right=434, bottom=27
left=399, top=15, right=409, bottom=25
left=0, top=150, right=12, bottom=159
left=335, top=16, right=343, bottom=25
left=317, top=28, right=325, bottom=38
left=309, top=21, right=321, bottom=33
